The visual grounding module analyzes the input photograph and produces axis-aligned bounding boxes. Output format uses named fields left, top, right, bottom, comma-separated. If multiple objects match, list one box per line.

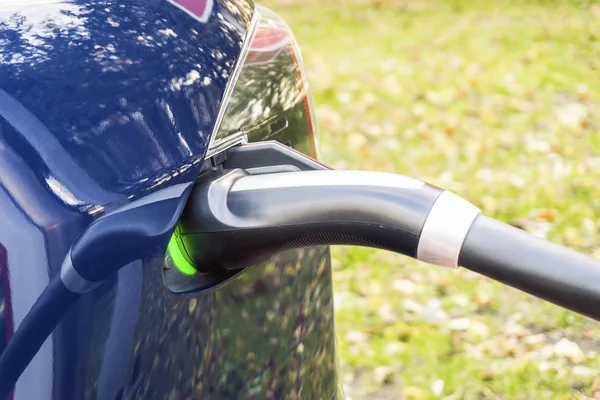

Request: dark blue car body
left=0, top=1, right=338, bottom=398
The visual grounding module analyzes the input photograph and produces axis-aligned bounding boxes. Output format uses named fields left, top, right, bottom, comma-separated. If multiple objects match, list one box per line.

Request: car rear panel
left=0, top=0, right=338, bottom=398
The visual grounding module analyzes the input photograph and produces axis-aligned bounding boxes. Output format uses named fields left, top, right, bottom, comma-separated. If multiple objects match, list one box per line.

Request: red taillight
left=208, top=6, right=321, bottom=161
left=289, top=47, right=319, bottom=160
left=245, top=27, right=291, bottom=65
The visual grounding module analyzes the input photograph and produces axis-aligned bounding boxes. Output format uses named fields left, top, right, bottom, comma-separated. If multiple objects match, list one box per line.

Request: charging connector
left=175, top=168, right=479, bottom=272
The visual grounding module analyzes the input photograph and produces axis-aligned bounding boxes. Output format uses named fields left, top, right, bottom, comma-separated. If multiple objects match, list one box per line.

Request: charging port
left=162, top=141, right=328, bottom=294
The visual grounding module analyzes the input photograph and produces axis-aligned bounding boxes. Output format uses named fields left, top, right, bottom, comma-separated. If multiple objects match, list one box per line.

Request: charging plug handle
left=178, top=167, right=600, bottom=322
left=460, top=215, right=600, bottom=321
left=177, top=168, right=479, bottom=271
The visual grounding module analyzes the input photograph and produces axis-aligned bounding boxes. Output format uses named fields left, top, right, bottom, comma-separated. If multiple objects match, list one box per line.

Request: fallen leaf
left=448, top=317, right=471, bottom=331
left=524, top=333, right=547, bottom=350
left=503, top=320, right=531, bottom=338
left=431, top=379, right=444, bottom=396
left=396, top=326, right=416, bottom=341
left=554, top=338, right=586, bottom=363
left=450, top=331, right=463, bottom=348
left=444, top=126, right=455, bottom=137
left=347, top=132, right=368, bottom=150
left=379, top=302, right=399, bottom=324
left=374, top=366, right=394, bottom=385
left=572, top=366, right=596, bottom=378
left=538, top=361, right=565, bottom=376
left=468, top=320, right=489, bottom=337
left=497, top=336, right=519, bottom=357
left=384, top=341, right=407, bottom=355
left=422, top=299, right=449, bottom=323
left=452, top=295, right=469, bottom=307
left=365, top=325, right=385, bottom=336
left=592, top=376, right=600, bottom=392
left=188, top=298, right=198, bottom=313
left=557, top=103, right=587, bottom=128
left=391, top=278, right=419, bottom=295
left=346, top=330, right=368, bottom=344
left=479, top=196, right=497, bottom=214
left=537, top=208, right=558, bottom=222
left=402, top=299, right=424, bottom=314
left=510, top=354, right=530, bottom=373
left=337, top=92, right=352, bottom=104
left=401, top=386, right=425, bottom=399
left=480, top=370, right=496, bottom=381
left=474, top=291, right=491, bottom=309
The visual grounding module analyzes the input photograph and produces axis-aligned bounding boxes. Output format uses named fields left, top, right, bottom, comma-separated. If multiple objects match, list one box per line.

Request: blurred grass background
left=261, top=0, right=600, bottom=399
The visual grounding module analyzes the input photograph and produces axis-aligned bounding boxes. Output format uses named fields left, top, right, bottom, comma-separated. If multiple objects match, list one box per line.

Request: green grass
left=261, top=0, right=600, bottom=398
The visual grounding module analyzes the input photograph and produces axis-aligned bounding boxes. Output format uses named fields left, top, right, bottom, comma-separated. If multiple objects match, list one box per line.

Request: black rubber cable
left=459, top=215, right=600, bottom=321
left=0, top=275, right=80, bottom=399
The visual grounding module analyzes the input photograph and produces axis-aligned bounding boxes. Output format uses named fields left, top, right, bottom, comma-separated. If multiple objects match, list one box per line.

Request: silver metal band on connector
left=417, top=191, right=481, bottom=268
left=60, top=253, right=101, bottom=294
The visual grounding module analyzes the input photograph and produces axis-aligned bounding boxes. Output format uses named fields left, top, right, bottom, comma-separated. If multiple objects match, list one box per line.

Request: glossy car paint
left=0, top=0, right=338, bottom=399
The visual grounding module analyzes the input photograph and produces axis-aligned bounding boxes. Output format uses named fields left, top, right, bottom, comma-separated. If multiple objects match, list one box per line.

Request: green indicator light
left=167, top=231, right=197, bottom=275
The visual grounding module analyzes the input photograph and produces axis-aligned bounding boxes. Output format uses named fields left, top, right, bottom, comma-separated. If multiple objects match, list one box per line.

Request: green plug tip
left=167, top=232, right=197, bottom=275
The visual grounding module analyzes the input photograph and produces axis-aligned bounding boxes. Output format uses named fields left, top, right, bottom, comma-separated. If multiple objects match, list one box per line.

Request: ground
left=260, top=0, right=600, bottom=398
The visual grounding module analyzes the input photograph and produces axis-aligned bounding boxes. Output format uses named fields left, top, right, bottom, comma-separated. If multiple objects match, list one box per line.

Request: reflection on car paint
left=83, top=248, right=335, bottom=398
left=0, top=0, right=252, bottom=213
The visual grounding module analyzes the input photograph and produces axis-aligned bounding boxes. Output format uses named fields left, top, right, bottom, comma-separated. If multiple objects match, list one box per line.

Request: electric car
left=2, top=1, right=600, bottom=400
left=1, top=1, right=340, bottom=399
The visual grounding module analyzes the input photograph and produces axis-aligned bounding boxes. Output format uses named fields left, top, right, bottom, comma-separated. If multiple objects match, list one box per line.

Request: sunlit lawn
left=261, top=0, right=600, bottom=398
